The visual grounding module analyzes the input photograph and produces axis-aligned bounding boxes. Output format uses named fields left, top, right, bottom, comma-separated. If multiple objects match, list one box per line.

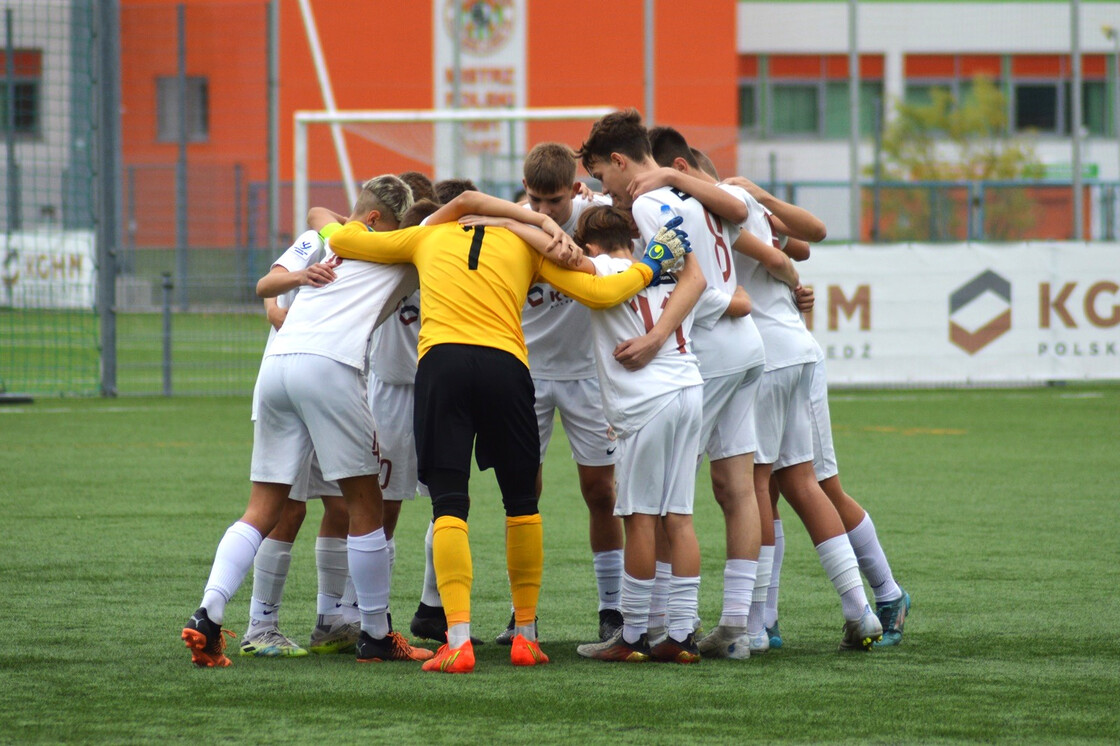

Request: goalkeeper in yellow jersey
left=316, top=191, right=690, bottom=673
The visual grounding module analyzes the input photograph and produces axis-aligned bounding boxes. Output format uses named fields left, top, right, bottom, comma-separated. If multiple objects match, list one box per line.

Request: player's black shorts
left=414, top=343, right=540, bottom=482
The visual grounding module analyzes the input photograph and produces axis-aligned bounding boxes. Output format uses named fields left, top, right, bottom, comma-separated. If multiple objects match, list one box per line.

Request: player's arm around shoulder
left=328, top=221, right=422, bottom=264
left=731, top=228, right=799, bottom=289
left=255, top=230, right=336, bottom=298
left=256, top=262, right=337, bottom=298
left=611, top=254, right=704, bottom=371
left=723, top=175, right=827, bottom=243
left=538, top=254, right=651, bottom=310
left=458, top=214, right=587, bottom=272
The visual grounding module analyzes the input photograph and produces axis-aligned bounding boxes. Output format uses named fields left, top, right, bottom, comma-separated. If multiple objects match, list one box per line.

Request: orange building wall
left=282, top=1, right=435, bottom=184
left=120, top=1, right=738, bottom=245
left=526, top=0, right=737, bottom=176
left=122, top=1, right=269, bottom=247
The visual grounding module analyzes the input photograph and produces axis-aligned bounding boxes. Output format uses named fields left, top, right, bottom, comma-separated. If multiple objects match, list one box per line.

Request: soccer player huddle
left=181, top=109, right=910, bottom=673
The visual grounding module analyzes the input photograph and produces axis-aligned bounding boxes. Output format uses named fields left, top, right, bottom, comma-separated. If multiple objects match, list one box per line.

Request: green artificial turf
left=1, top=386, right=1117, bottom=743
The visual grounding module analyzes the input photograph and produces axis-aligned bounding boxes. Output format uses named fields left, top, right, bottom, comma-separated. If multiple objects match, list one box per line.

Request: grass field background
left=1, top=386, right=1118, bottom=743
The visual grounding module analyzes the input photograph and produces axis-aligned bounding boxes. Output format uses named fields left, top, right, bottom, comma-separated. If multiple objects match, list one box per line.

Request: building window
left=772, top=83, right=818, bottom=135
left=903, top=54, right=1003, bottom=126
left=824, top=81, right=884, bottom=138
left=738, top=83, right=757, bottom=133
left=737, top=54, right=759, bottom=133
left=1015, top=84, right=1058, bottom=132
left=906, top=54, right=1110, bottom=137
left=744, top=54, right=883, bottom=139
left=1076, top=81, right=1109, bottom=136
left=0, top=49, right=42, bottom=138
left=156, top=76, right=209, bottom=142
left=1009, top=55, right=1110, bottom=136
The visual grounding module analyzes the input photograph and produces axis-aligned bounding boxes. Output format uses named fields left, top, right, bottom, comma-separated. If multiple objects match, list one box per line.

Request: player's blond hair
left=523, top=142, right=577, bottom=194
left=356, top=174, right=414, bottom=224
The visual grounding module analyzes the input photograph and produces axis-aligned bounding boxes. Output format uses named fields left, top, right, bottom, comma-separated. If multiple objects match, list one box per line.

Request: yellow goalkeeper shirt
left=327, top=221, right=652, bottom=367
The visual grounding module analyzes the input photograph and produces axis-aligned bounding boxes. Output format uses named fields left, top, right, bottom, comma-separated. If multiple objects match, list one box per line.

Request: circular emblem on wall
left=445, top=0, right=516, bottom=56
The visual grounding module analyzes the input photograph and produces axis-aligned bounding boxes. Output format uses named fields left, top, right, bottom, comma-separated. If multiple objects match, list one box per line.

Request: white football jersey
left=632, top=185, right=765, bottom=378
left=587, top=254, right=703, bottom=438
left=521, top=194, right=611, bottom=380
left=370, top=288, right=421, bottom=384
left=263, top=230, right=325, bottom=351
left=266, top=247, right=419, bottom=374
left=734, top=195, right=816, bottom=371
left=251, top=230, right=327, bottom=421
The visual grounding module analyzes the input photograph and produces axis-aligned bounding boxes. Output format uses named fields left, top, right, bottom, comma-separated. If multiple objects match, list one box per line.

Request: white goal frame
left=292, top=107, right=615, bottom=236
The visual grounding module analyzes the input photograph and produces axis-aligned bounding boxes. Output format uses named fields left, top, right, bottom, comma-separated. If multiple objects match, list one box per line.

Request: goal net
left=292, top=107, right=615, bottom=236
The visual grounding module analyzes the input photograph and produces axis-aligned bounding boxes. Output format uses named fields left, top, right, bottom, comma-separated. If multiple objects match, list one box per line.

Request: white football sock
left=765, top=519, right=784, bottom=627
left=447, top=623, right=471, bottom=648
left=847, top=512, right=902, bottom=604
left=719, top=558, right=757, bottom=629
left=419, top=521, right=442, bottom=607
left=747, top=546, right=773, bottom=635
left=247, top=538, right=292, bottom=631
left=620, top=573, right=654, bottom=644
left=201, top=521, right=262, bottom=625
left=593, top=549, right=624, bottom=611
left=339, top=577, right=360, bottom=623
left=315, top=536, right=348, bottom=616
left=816, top=534, right=867, bottom=621
left=667, top=575, right=701, bottom=643
left=647, top=561, right=672, bottom=635
left=387, top=536, right=396, bottom=575
left=348, top=528, right=391, bottom=638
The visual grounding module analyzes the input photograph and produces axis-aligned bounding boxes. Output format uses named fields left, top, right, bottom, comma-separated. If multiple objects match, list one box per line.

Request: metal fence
left=0, top=0, right=109, bottom=399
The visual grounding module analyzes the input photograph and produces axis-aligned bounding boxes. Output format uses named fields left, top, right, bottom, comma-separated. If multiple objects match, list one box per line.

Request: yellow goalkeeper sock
left=432, top=516, right=472, bottom=628
left=506, top=513, right=543, bottom=628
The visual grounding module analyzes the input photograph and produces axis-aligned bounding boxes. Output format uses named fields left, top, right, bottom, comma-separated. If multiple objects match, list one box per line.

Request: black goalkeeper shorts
left=413, top=343, right=540, bottom=484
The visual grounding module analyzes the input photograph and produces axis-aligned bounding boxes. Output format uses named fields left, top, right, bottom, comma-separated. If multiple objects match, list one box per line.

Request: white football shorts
left=251, top=353, right=378, bottom=484
left=614, top=385, right=703, bottom=517
left=534, top=377, right=616, bottom=467
left=808, top=356, right=839, bottom=481
left=368, top=374, right=427, bottom=502
left=288, top=452, right=342, bottom=501
left=754, top=362, right=815, bottom=469
left=699, top=364, right=763, bottom=462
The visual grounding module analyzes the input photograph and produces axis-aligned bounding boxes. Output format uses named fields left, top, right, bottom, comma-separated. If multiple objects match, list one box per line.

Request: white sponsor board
left=1, top=230, right=97, bottom=310
left=433, top=0, right=527, bottom=182
left=800, top=243, right=1120, bottom=384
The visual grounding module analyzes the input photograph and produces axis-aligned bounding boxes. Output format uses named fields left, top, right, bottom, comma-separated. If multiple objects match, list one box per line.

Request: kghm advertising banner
left=802, top=243, right=1120, bottom=384
left=2, top=231, right=96, bottom=310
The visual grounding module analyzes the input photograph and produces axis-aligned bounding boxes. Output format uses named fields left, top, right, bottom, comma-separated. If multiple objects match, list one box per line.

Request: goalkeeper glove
left=640, top=215, right=691, bottom=286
